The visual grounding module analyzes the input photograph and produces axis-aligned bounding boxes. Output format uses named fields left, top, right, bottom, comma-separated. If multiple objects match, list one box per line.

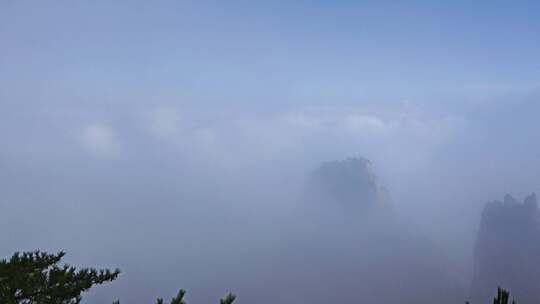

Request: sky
left=1, top=1, right=540, bottom=303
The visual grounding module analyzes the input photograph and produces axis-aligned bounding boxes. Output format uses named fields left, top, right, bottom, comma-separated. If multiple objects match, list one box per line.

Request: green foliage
left=493, top=287, right=515, bottom=304
left=170, top=289, right=186, bottom=304
left=0, top=251, right=120, bottom=304
left=467, top=287, right=516, bottom=304
left=1, top=250, right=513, bottom=304
left=1, top=250, right=236, bottom=304
left=219, top=293, right=236, bottom=304
left=152, top=289, right=186, bottom=304
left=113, top=289, right=234, bottom=304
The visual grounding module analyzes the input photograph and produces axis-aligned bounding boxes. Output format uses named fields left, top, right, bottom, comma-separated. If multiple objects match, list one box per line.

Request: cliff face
left=470, top=193, right=540, bottom=304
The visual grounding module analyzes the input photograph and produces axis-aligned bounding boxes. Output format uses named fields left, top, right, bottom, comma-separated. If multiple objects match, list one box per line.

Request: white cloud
left=80, top=123, right=121, bottom=157
left=147, top=107, right=181, bottom=139
left=283, top=113, right=322, bottom=129
left=136, top=104, right=466, bottom=174
left=343, top=114, right=387, bottom=132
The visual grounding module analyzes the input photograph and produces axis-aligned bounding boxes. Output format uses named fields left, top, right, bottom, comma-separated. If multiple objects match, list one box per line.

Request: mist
left=1, top=1, right=540, bottom=303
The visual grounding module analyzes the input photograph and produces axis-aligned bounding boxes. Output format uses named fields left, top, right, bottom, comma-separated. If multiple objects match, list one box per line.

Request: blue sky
left=2, top=0, right=539, bottom=110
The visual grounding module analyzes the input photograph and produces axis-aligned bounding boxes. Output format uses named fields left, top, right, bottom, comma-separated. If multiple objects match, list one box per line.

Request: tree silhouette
left=219, top=292, right=236, bottom=304
left=112, top=289, right=236, bottom=304
left=0, top=251, right=235, bottom=304
left=492, top=287, right=515, bottom=304
left=0, top=251, right=119, bottom=304
left=4, top=250, right=513, bottom=304
left=467, top=287, right=516, bottom=304
left=151, top=289, right=186, bottom=304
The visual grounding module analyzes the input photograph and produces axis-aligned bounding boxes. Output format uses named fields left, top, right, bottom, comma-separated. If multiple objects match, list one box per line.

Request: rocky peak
left=524, top=193, right=538, bottom=210
left=471, top=193, right=540, bottom=304
left=305, top=157, right=390, bottom=212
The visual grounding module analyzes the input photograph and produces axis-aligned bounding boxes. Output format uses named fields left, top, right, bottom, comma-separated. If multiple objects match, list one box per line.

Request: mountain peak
left=305, top=157, right=390, bottom=212
left=471, top=193, right=540, bottom=304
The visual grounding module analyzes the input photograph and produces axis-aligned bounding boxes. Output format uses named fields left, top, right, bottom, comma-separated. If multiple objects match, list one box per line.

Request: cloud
left=147, top=107, right=182, bottom=139
left=80, top=123, right=122, bottom=157
left=343, top=114, right=387, bottom=132
left=283, top=112, right=322, bottom=129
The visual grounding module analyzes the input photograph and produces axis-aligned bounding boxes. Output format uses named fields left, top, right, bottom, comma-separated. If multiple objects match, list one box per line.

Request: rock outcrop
left=470, top=193, right=540, bottom=304
left=304, top=157, right=391, bottom=213
left=287, top=157, right=463, bottom=303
